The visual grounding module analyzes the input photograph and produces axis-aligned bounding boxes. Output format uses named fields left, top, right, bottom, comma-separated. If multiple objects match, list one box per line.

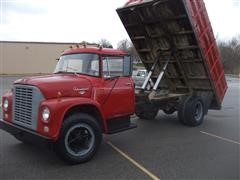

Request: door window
left=103, top=57, right=124, bottom=78
left=102, top=56, right=132, bottom=78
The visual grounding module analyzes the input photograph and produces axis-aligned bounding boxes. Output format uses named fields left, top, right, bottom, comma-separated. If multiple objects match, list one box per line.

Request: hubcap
left=194, top=101, right=203, bottom=121
left=64, top=123, right=95, bottom=157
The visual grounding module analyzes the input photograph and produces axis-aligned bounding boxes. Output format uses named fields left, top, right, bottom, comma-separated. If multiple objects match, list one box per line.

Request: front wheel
left=55, top=113, right=102, bottom=164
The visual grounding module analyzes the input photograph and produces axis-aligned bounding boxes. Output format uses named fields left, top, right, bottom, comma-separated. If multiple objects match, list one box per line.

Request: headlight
left=3, top=99, right=9, bottom=110
left=42, top=107, right=50, bottom=123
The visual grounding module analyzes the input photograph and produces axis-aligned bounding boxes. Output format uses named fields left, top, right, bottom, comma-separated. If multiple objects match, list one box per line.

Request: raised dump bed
left=117, top=0, right=227, bottom=110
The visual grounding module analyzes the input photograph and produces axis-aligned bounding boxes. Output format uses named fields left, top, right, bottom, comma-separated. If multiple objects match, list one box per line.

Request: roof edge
left=0, top=40, right=78, bottom=45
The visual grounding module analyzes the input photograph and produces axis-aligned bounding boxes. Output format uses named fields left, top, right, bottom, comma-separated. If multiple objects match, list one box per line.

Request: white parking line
left=200, top=131, right=240, bottom=145
left=107, top=141, right=160, bottom=180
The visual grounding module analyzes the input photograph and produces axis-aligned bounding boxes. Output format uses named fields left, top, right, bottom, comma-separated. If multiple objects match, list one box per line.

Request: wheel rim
left=194, top=101, right=203, bottom=122
left=165, top=106, right=170, bottom=111
left=64, top=123, right=95, bottom=157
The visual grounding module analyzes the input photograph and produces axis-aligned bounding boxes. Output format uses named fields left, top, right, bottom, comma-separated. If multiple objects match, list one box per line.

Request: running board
left=107, top=122, right=137, bottom=134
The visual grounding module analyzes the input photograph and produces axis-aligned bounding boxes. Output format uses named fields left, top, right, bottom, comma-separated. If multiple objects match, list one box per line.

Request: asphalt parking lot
left=0, top=76, right=239, bottom=180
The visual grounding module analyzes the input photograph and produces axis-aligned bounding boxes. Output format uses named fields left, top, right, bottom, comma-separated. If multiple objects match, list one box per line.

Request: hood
left=14, top=74, right=93, bottom=99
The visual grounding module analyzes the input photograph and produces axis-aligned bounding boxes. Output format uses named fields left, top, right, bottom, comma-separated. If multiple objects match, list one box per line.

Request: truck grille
left=15, top=87, right=33, bottom=125
left=13, top=85, right=45, bottom=130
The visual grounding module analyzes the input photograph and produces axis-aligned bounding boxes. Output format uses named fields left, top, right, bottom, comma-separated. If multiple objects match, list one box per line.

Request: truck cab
left=1, top=44, right=136, bottom=164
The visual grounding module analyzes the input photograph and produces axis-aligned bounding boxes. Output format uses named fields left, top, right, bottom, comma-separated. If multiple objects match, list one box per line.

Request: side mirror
left=123, top=56, right=132, bottom=76
left=56, top=58, right=60, bottom=61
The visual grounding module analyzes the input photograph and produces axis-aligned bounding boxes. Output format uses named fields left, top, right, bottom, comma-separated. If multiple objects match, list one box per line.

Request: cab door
left=101, top=56, right=135, bottom=120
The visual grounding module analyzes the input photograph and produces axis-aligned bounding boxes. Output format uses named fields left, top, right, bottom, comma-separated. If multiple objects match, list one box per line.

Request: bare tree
left=117, top=39, right=141, bottom=63
left=98, top=39, right=113, bottom=48
left=218, top=35, right=240, bottom=74
left=117, top=39, right=131, bottom=52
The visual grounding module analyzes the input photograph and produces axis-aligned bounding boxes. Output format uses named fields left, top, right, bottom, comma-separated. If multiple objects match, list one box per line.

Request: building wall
left=0, top=41, right=73, bottom=75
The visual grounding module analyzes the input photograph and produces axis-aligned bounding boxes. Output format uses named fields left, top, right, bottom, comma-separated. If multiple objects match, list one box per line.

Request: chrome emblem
left=73, top=87, right=89, bottom=95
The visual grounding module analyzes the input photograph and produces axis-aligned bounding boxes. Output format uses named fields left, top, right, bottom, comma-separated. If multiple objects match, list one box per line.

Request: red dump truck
left=0, top=0, right=227, bottom=164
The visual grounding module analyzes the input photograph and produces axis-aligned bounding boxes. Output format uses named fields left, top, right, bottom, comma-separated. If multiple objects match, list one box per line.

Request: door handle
left=125, top=83, right=132, bottom=86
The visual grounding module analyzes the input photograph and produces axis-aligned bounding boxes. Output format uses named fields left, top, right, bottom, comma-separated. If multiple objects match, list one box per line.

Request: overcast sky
left=0, top=0, right=239, bottom=47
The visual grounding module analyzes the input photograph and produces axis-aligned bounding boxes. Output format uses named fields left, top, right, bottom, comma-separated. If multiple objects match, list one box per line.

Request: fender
left=37, top=97, right=106, bottom=141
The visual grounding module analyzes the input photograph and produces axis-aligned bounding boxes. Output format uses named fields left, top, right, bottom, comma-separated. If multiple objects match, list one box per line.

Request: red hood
left=14, top=74, right=93, bottom=99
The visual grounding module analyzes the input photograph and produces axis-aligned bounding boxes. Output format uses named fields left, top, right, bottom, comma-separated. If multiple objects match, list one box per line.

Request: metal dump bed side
left=117, top=0, right=227, bottom=109
left=183, top=0, right=227, bottom=105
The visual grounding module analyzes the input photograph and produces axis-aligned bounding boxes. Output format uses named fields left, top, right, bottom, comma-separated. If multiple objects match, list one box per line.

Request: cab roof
left=124, top=0, right=146, bottom=7
left=62, top=47, right=127, bottom=56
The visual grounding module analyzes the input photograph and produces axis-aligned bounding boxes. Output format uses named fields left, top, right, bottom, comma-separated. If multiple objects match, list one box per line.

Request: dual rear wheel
left=136, top=96, right=205, bottom=127
left=135, top=102, right=159, bottom=120
left=178, top=96, right=205, bottom=126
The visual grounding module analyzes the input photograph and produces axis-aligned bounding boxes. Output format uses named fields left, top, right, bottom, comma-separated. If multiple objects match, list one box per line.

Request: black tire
left=135, top=102, right=159, bottom=120
left=163, top=107, right=176, bottom=115
left=178, top=96, right=191, bottom=125
left=178, top=96, right=205, bottom=126
left=136, top=110, right=159, bottom=120
left=54, top=113, right=102, bottom=164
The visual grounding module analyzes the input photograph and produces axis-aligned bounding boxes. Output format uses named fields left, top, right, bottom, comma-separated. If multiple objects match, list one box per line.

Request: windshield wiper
left=66, top=66, right=79, bottom=72
left=55, top=66, right=79, bottom=74
left=55, top=70, right=69, bottom=74
left=56, top=71, right=81, bottom=78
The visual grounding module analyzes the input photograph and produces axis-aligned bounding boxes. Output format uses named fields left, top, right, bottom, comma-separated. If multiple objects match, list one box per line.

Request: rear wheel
left=55, top=113, right=102, bottom=164
left=162, top=106, right=176, bottom=115
left=178, top=96, right=205, bottom=126
left=178, top=96, right=190, bottom=125
left=136, top=110, right=159, bottom=120
left=135, top=102, right=159, bottom=120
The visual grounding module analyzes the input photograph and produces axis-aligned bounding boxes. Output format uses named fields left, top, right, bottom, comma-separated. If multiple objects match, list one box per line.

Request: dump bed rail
left=117, top=0, right=227, bottom=109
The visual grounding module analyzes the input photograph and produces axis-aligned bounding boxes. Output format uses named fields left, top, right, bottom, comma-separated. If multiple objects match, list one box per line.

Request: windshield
left=54, top=53, right=100, bottom=77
